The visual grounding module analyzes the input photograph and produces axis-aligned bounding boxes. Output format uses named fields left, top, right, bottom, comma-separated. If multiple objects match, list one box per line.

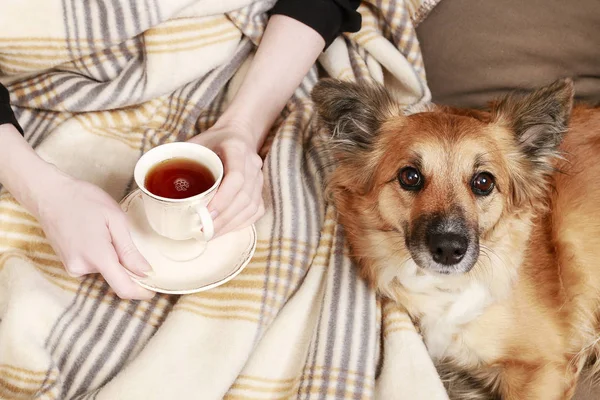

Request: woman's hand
left=186, top=14, right=325, bottom=236
left=37, top=172, right=155, bottom=300
left=0, top=11, right=327, bottom=297
left=0, top=124, right=154, bottom=300
left=188, top=122, right=265, bottom=237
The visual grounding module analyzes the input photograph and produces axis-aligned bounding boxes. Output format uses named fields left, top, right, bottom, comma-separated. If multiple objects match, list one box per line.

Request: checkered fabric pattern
left=0, top=0, right=446, bottom=399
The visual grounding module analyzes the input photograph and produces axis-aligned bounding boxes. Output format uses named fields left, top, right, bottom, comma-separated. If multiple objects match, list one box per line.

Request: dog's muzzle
left=407, top=214, right=479, bottom=274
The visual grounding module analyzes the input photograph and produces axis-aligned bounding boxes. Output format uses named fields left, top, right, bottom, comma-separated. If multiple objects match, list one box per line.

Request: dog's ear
left=311, top=78, right=399, bottom=155
left=492, top=78, right=574, bottom=206
left=311, top=79, right=400, bottom=193
left=492, top=78, right=574, bottom=159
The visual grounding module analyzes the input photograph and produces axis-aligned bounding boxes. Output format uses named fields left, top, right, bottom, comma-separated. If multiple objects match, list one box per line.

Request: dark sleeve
left=0, top=82, right=24, bottom=135
left=270, top=0, right=362, bottom=49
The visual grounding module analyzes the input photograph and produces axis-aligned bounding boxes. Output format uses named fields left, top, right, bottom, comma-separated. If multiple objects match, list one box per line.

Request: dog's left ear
left=492, top=78, right=574, bottom=205
left=492, top=78, right=574, bottom=163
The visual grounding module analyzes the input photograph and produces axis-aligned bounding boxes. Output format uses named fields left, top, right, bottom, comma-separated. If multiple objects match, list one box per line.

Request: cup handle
left=194, top=205, right=214, bottom=241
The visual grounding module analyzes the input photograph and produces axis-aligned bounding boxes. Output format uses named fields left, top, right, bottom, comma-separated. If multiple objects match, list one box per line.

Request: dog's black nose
left=427, top=232, right=468, bottom=265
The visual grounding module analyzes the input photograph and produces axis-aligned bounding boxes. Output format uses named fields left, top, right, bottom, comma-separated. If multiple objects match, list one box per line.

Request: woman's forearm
left=214, top=14, right=325, bottom=149
left=0, top=15, right=324, bottom=215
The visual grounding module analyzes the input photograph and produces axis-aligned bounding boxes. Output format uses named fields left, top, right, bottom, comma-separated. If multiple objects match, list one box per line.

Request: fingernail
left=140, top=268, right=155, bottom=278
left=142, top=263, right=154, bottom=274
left=129, top=266, right=153, bottom=279
left=210, top=210, right=219, bottom=219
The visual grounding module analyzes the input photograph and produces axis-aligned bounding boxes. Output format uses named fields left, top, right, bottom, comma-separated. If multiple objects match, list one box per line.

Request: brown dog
left=311, top=78, right=600, bottom=399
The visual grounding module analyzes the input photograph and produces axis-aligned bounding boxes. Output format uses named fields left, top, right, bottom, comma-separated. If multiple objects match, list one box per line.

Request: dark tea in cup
left=144, top=158, right=216, bottom=199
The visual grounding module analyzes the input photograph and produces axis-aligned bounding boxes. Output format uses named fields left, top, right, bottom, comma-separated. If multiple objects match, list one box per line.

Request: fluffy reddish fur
left=312, top=78, right=600, bottom=399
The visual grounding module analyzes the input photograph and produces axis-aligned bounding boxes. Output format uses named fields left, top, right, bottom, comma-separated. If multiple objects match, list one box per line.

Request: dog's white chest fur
left=380, top=260, right=494, bottom=360
left=417, top=282, right=491, bottom=359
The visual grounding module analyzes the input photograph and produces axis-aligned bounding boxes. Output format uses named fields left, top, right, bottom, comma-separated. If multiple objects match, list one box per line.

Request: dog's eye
left=471, top=172, right=495, bottom=196
left=398, top=167, right=423, bottom=191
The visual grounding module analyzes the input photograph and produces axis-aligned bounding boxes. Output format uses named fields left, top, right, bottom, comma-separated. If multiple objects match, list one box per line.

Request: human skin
left=0, top=14, right=325, bottom=300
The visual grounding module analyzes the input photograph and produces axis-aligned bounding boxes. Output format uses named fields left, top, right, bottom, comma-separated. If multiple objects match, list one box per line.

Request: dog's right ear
left=491, top=78, right=574, bottom=207
left=311, top=79, right=399, bottom=157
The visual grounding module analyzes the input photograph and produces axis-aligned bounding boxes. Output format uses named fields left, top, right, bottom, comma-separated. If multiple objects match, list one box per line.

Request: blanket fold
left=0, top=1, right=446, bottom=399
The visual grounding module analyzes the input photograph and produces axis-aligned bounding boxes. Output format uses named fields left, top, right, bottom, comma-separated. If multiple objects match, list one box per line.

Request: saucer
left=119, top=189, right=257, bottom=294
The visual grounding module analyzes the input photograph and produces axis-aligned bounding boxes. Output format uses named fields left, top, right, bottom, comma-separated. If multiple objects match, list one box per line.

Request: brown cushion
left=416, top=0, right=600, bottom=109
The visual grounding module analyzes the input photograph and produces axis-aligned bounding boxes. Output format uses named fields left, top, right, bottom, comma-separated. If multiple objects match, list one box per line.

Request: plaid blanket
left=0, top=0, right=447, bottom=399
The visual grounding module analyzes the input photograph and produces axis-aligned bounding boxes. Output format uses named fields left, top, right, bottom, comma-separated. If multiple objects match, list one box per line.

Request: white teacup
left=134, top=142, right=223, bottom=253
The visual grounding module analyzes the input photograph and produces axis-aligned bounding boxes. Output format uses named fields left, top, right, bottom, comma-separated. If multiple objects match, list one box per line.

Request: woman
left=0, top=0, right=361, bottom=300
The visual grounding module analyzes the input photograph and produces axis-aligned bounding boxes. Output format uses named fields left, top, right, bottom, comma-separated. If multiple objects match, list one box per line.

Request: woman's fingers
left=212, top=152, right=263, bottom=235
left=207, top=147, right=246, bottom=219
left=218, top=168, right=264, bottom=235
left=188, top=131, right=265, bottom=236
left=63, top=256, right=95, bottom=278
left=108, top=212, right=153, bottom=278
left=93, top=248, right=155, bottom=300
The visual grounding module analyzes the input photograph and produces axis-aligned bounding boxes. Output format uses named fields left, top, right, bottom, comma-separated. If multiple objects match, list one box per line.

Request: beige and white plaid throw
left=0, top=1, right=448, bottom=399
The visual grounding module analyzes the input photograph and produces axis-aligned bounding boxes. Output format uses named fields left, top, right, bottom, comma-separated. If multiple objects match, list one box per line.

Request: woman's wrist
left=206, top=14, right=325, bottom=150
left=0, top=124, right=67, bottom=215
left=210, top=111, right=264, bottom=148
